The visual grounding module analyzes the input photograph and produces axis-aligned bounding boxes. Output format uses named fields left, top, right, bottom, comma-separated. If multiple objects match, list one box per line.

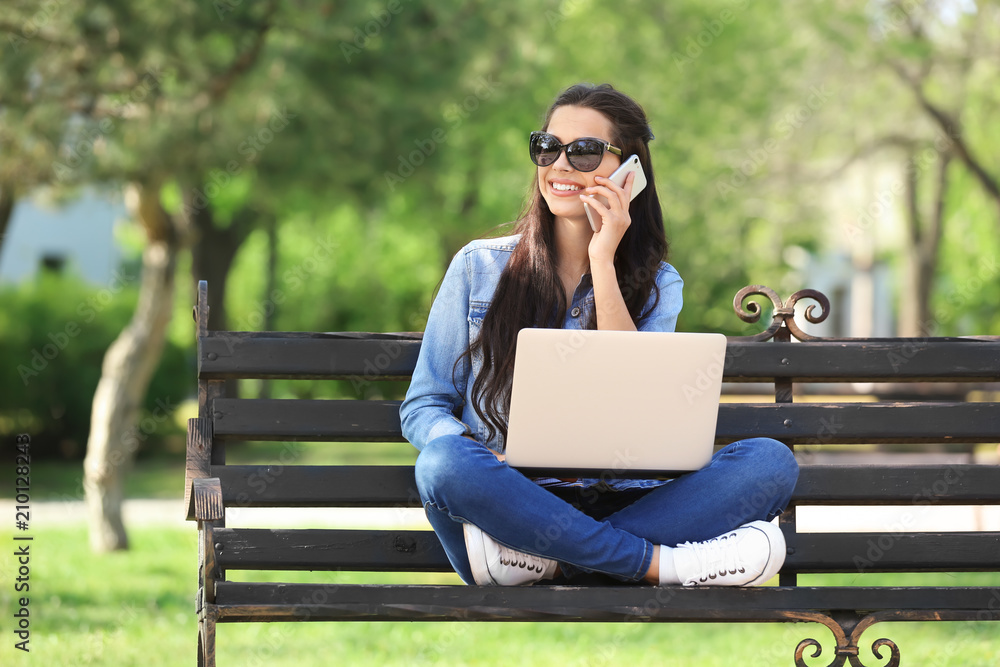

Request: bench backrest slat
left=198, top=335, right=1000, bottom=381
left=715, top=402, right=1000, bottom=444
left=210, top=398, right=1000, bottom=444
left=212, top=398, right=405, bottom=441
left=724, top=339, right=1000, bottom=381
left=200, top=334, right=422, bottom=380
left=215, top=465, right=419, bottom=507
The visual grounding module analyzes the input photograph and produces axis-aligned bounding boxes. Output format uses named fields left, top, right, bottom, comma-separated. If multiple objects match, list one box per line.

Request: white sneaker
left=463, top=523, right=558, bottom=586
left=672, top=520, right=786, bottom=587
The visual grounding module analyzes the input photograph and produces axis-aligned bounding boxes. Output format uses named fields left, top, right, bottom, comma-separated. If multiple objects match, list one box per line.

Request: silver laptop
left=504, top=328, right=727, bottom=479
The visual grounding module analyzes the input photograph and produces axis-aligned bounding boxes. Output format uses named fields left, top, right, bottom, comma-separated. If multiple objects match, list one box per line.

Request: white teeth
left=551, top=182, right=581, bottom=192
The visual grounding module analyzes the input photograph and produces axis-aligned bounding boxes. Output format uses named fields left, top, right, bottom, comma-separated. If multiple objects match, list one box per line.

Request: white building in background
left=788, top=159, right=904, bottom=339
left=0, top=188, right=126, bottom=286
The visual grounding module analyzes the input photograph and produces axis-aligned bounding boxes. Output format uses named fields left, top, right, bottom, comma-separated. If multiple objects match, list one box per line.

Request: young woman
left=400, top=83, right=798, bottom=587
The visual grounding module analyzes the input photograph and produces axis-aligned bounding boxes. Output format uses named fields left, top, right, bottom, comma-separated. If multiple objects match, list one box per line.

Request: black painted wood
left=714, top=402, right=1000, bottom=444
left=786, top=532, right=1000, bottom=572
left=792, top=465, right=1000, bottom=504
left=214, top=527, right=1000, bottom=573
left=211, top=399, right=406, bottom=441
left=200, top=333, right=422, bottom=380
left=215, top=528, right=447, bottom=571
left=188, top=298, right=1000, bottom=653
left=211, top=398, right=1000, bottom=444
left=723, top=339, right=1000, bottom=382
left=212, top=583, right=1000, bottom=623
left=196, top=333, right=1000, bottom=383
left=212, top=464, right=1000, bottom=507
left=215, top=465, right=421, bottom=507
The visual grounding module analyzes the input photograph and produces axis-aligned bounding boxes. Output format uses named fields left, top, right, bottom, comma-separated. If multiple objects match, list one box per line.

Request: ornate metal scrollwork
left=733, top=285, right=831, bottom=342
left=787, top=611, right=901, bottom=667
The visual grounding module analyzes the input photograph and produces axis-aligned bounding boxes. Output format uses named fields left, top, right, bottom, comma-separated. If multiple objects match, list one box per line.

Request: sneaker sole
left=742, top=521, right=786, bottom=587
left=462, top=523, right=497, bottom=586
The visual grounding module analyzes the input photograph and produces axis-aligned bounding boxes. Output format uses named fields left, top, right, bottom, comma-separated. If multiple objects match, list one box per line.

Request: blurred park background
left=1, top=0, right=999, bottom=665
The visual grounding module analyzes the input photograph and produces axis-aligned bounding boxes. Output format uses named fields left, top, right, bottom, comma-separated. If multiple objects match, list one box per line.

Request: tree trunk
left=83, top=184, right=182, bottom=552
left=188, top=202, right=255, bottom=333
left=259, top=214, right=278, bottom=399
left=0, top=186, right=15, bottom=255
left=188, top=201, right=254, bottom=401
left=899, top=149, right=950, bottom=337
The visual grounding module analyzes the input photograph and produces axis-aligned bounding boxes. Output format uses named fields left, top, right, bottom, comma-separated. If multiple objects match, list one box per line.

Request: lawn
left=1, top=525, right=998, bottom=666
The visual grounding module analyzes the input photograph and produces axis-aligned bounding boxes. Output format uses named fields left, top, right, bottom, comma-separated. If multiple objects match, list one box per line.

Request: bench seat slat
left=212, top=399, right=1000, bottom=443
left=212, top=583, right=1000, bottom=623
left=215, top=528, right=1000, bottom=573
left=214, top=464, right=1000, bottom=507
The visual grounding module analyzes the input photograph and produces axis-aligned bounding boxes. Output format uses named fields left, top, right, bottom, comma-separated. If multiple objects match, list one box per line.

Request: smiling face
left=537, top=105, right=622, bottom=224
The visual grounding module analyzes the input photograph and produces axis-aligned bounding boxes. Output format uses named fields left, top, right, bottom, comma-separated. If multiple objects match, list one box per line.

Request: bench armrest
left=185, top=416, right=222, bottom=521
left=187, top=477, right=224, bottom=522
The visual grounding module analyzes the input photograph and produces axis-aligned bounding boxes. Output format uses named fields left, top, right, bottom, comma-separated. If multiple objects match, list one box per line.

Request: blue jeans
left=414, top=435, right=798, bottom=584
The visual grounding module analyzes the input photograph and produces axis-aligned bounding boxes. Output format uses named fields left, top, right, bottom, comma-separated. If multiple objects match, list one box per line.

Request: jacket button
left=570, top=307, right=581, bottom=317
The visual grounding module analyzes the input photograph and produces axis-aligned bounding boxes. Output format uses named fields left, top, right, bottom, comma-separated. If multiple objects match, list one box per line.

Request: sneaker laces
left=680, top=531, right=745, bottom=584
left=496, top=544, right=550, bottom=574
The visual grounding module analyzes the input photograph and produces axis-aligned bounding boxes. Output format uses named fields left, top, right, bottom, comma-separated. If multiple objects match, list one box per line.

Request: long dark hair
left=466, top=83, right=669, bottom=446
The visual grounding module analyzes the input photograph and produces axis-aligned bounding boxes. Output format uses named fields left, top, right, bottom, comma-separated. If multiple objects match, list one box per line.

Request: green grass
left=1, top=526, right=998, bottom=666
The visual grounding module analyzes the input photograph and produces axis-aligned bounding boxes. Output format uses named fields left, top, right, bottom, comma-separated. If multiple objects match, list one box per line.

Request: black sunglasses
left=529, top=131, right=623, bottom=172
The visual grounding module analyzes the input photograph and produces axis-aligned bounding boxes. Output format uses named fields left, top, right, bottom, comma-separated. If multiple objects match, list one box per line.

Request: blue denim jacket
left=399, top=234, right=684, bottom=490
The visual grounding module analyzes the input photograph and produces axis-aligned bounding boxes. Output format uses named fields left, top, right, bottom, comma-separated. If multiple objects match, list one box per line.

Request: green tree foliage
left=0, top=271, right=189, bottom=458
left=4, top=0, right=999, bottom=418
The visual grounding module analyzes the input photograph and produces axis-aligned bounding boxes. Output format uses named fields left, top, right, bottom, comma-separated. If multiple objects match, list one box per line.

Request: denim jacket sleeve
left=637, top=262, right=684, bottom=332
left=399, top=250, right=473, bottom=451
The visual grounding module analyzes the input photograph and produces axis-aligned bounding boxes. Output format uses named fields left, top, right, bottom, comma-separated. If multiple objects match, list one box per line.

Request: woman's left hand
left=581, top=171, right=634, bottom=264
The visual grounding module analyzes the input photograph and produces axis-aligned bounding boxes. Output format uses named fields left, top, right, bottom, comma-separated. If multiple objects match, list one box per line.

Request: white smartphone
left=585, top=154, right=648, bottom=232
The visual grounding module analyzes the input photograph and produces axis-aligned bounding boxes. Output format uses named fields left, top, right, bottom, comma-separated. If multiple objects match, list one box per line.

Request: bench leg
left=789, top=611, right=900, bottom=667
left=198, top=613, right=217, bottom=667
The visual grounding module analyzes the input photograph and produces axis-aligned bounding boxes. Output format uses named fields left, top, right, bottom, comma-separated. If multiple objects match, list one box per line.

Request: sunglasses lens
left=529, top=132, right=560, bottom=166
left=566, top=139, right=604, bottom=172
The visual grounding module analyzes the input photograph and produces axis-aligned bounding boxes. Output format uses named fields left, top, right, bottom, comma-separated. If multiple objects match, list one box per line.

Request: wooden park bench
left=184, top=280, right=1000, bottom=666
